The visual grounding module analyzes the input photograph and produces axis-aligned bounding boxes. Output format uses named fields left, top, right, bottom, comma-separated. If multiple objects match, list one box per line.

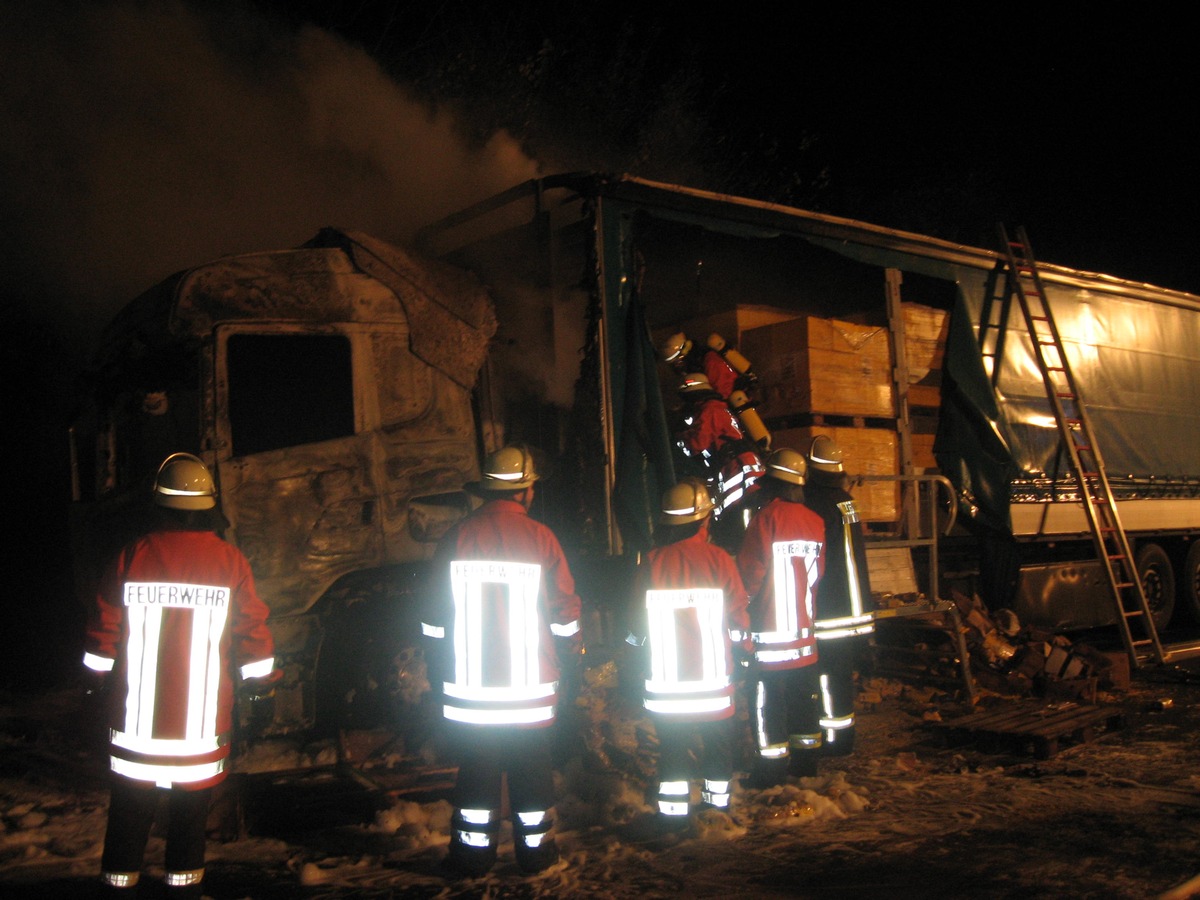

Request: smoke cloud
left=0, top=0, right=541, bottom=356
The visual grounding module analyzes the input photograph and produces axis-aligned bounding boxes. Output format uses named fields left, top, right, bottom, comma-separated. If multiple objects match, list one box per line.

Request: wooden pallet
left=929, top=702, right=1123, bottom=759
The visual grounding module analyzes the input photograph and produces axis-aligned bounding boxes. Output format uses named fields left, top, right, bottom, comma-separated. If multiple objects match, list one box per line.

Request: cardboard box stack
left=739, top=316, right=894, bottom=420
left=900, top=303, right=949, bottom=471
left=902, top=302, right=948, bottom=410
left=655, top=305, right=800, bottom=357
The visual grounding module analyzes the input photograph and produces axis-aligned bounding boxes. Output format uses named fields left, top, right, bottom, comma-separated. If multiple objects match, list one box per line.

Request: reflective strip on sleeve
left=84, top=652, right=115, bottom=672
left=239, top=657, right=274, bottom=679
left=421, top=622, right=445, bottom=639
left=550, top=619, right=580, bottom=637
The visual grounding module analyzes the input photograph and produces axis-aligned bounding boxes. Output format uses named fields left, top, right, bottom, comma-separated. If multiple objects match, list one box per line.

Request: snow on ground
left=4, top=660, right=1200, bottom=899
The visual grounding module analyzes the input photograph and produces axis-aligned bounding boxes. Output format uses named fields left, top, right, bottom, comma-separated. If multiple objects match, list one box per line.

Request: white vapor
left=0, top=0, right=541, bottom=354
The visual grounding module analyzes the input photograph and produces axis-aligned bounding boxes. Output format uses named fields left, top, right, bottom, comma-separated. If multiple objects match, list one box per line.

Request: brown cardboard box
left=772, top=425, right=899, bottom=522
left=658, top=305, right=800, bottom=354
left=907, top=382, right=942, bottom=409
left=902, top=303, right=948, bottom=381
left=741, top=316, right=894, bottom=419
left=911, top=432, right=937, bottom=471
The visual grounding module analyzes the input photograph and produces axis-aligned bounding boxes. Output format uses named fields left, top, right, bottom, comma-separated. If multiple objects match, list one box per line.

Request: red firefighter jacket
left=736, top=496, right=825, bottom=670
left=676, top=397, right=765, bottom=513
left=421, top=498, right=582, bottom=729
left=632, top=529, right=750, bottom=721
left=83, top=527, right=275, bottom=790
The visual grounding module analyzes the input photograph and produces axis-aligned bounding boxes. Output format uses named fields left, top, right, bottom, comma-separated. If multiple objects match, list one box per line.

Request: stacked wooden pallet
left=665, top=302, right=951, bottom=525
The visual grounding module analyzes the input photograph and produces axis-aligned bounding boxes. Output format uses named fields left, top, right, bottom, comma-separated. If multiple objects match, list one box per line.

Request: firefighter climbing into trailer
left=672, top=372, right=766, bottom=550
left=660, top=331, right=772, bottom=451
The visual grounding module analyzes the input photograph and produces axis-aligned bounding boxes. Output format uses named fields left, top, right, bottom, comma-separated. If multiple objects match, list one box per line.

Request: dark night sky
left=1, top=1, right=1196, bottom=686
left=266, top=2, right=1200, bottom=292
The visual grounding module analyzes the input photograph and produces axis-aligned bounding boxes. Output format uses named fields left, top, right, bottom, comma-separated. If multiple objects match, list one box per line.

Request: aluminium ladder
left=994, top=225, right=1164, bottom=667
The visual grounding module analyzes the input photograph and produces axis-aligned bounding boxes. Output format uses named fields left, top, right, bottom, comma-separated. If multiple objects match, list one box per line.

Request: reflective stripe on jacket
left=422, top=498, right=581, bottom=729
left=737, top=496, right=825, bottom=670
left=633, top=529, right=749, bottom=722
left=804, top=482, right=875, bottom=640
left=84, top=528, right=274, bottom=790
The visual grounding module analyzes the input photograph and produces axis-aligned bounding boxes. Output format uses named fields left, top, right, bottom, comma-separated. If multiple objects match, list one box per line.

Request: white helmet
left=678, top=372, right=713, bottom=394
left=765, top=448, right=807, bottom=485
left=479, top=445, right=539, bottom=491
left=154, top=452, right=217, bottom=510
left=806, top=434, right=845, bottom=473
left=659, top=479, right=715, bottom=524
left=660, top=332, right=693, bottom=364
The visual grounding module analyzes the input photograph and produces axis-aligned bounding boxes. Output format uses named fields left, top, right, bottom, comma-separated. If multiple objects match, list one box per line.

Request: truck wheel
left=1136, top=543, right=1175, bottom=632
left=1182, top=541, right=1200, bottom=623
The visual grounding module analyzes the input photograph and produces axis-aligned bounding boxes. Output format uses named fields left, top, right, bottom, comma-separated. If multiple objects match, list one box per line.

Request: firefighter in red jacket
left=83, top=452, right=276, bottom=899
left=421, top=445, right=582, bottom=877
left=660, top=331, right=742, bottom=400
left=674, top=372, right=766, bottom=549
left=629, top=478, right=751, bottom=828
left=803, top=434, right=875, bottom=755
left=736, top=447, right=826, bottom=784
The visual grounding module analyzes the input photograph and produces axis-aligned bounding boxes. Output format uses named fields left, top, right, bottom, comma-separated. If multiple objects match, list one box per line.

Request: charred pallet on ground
left=928, top=701, right=1125, bottom=760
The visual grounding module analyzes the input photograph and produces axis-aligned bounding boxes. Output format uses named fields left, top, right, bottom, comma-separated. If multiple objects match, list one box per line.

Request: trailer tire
left=1136, top=543, right=1175, bottom=632
left=1182, top=541, right=1200, bottom=624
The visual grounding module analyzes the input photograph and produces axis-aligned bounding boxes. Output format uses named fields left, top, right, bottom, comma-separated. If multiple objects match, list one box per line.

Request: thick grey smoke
left=0, top=0, right=540, bottom=355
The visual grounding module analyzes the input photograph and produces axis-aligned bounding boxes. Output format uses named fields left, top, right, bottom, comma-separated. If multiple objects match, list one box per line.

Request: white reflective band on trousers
left=441, top=560, right=557, bottom=726
left=702, top=779, right=731, bottom=808
left=165, top=869, right=205, bottom=887
left=454, top=807, right=497, bottom=848
left=818, top=671, right=854, bottom=736
left=516, top=809, right=552, bottom=848
left=754, top=680, right=788, bottom=759
left=114, top=581, right=232, bottom=786
left=102, top=871, right=140, bottom=888
left=643, top=588, right=734, bottom=716
left=718, top=459, right=764, bottom=512
left=657, top=780, right=690, bottom=817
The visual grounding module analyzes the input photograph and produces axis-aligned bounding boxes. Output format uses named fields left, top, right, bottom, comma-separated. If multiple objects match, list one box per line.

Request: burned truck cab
left=68, top=228, right=496, bottom=735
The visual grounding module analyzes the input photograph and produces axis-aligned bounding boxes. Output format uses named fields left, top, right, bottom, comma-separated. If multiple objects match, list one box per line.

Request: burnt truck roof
left=421, top=172, right=1200, bottom=311
left=90, top=227, right=497, bottom=391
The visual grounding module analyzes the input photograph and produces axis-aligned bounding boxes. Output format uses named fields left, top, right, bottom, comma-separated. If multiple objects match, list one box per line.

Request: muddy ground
left=2, top=653, right=1199, bottom=899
